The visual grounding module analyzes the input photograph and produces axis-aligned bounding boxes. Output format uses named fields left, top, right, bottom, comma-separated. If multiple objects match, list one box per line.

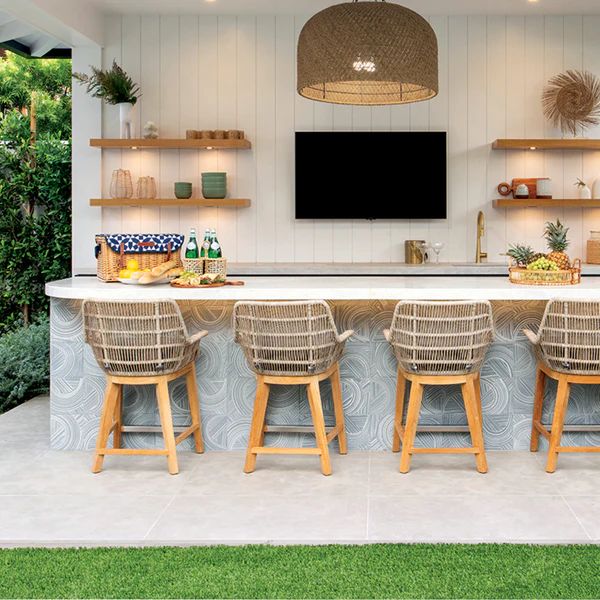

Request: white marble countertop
left=46, top=275, right=600, bottom=301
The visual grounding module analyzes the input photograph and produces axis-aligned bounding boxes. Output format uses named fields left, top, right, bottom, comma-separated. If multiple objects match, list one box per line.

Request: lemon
left=119, top=268, right=132, bottom=279
left=126, top=258, right=140, bottom=271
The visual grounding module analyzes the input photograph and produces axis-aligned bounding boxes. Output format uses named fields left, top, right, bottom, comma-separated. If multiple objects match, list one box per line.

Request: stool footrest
left=251, top=446, right=322, bottom=455
left=175, top=424, right=199, bottom=445
left=98, top=448, right=169, bottom=456
left=263, top=425, right=335, bottom=434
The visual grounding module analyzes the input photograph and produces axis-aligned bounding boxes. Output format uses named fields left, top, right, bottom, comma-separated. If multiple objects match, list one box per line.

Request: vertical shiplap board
left=102, top=15, right=123, bottom=234
left=120, top=15, right=142, bottom=233
left=428, top=16, right=450, bottom=262
left=466, top=16, right=487, bottom=262
left=447, top=16, right=469, bottom=262
left=313, top=101, right=335, bottom=262
left=197, top=17, right=219, bottom=234
left=486, top=16, right=507, bottom=261
left=563, top=16, right=584, bottom=256
left=371, top=104, right=392, bottom=262
left=523, top=16, right=545, bottom=250
left=543, top=17, right=565, bottom=236
left=582, top=16, right=600, bottom=243
left=139, top=15, right=161, bottom=233
left=159, top=16, right=181, bottom=234
left=256, top=16, right=277, bottom=261
left=351, top=105, right=372, bottom=261
left=293, top=15, right=315, bottom=262
left=274, top=15, right=295, bottom=262
left=236, top=16, right=257, bottom=262
left=332, top=103, right=353, bottom=262
left=389, top=96, right=411, bottom=262
left=179, top=16, right=200, bottom=244
left=216, top=16, right=239, bottom=259
left=505, top=17, right=527, bottom=248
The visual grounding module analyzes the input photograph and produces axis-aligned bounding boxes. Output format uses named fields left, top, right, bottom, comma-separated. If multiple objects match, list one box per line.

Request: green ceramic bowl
left=174, top=182, right=193, bottom=199
left=201, top=172, right=227, bottom=199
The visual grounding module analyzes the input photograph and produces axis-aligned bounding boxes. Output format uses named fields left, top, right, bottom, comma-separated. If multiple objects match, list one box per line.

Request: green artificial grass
left=1, top=543, right=599, bottom=599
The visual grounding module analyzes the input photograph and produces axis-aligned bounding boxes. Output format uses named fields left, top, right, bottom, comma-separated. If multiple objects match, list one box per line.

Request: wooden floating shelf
left=90, top=198, right=251, bottom=208
left=90, top=138, right=251, bottom=150
left=492, top=138, right=600, bottom=150
left=494, top=198, right=600, bottom=208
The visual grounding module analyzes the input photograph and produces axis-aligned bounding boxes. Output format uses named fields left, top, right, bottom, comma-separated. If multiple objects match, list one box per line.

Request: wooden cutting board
left=170, top=280, right=245, bottom=288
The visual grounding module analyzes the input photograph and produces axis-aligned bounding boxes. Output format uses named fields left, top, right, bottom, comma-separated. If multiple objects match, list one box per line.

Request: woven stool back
left=387, top=300, right=494, bottom=375
left=537, top=299, right=600, bottom=375
left=83, top=299, right=195, bottom=377
left=233, top=300, right=343, bottom=376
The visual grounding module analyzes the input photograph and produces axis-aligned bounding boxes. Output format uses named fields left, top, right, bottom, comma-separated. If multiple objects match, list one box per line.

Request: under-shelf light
left=529, top=146, right=537, bottom=150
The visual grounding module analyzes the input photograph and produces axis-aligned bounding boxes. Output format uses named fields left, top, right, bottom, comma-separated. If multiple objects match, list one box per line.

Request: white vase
left=593, top=178, right=600, bottom=199
left=118, top=102, right=135, bottom=139
left=579, top=184, right=592, bottom=200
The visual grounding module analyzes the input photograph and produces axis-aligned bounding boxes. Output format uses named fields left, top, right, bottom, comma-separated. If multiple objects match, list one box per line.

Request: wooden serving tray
left=170, top=280, right=245, bottom=289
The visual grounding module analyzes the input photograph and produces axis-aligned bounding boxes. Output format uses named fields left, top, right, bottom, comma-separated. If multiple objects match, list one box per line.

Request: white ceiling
left=88, top=0, right=600, bottom=16
left=0, top=8, right=68, bottom=55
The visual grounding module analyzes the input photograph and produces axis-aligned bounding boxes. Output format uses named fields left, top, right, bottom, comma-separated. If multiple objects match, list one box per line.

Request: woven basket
left=95, top=234, right=183, bottom=282
left=182, top=258, right=205, bottom=275
left=509, top=259, right=581, bottom=286
left=204, top=258, right=227, bottom=278
left=587, top=239, right=600, bottom=264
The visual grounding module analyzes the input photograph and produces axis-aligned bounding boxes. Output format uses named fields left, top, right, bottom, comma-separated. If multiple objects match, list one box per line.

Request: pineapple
left=544, top=219, right=571, bottom=270
left=507, top=244, right=535, bottom=266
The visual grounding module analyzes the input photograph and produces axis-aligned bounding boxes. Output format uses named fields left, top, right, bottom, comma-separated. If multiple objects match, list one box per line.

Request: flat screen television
left=295, top=131, right=447, bottom=219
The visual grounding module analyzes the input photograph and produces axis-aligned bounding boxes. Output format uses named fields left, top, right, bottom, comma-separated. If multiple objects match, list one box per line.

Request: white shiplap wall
left=82, top=13, right=600, bottom=270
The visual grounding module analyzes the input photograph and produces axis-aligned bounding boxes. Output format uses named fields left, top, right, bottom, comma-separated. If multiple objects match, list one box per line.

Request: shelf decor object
left=542, top=70, right=600, bottom=136
left=73, top=60, right=141, bottom=139
left=109, top=169, right=133, bottom=199
left=202, top=172, right=227, bottom=199
left=297, top=0, right=438, bottom=105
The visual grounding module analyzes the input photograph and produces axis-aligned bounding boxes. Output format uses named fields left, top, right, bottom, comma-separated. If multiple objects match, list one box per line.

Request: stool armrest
left=337, top=330, right=354, bottom=343
left=522, top=328, right=539, bottom=345
left=187, top=330, right=208, bottom=345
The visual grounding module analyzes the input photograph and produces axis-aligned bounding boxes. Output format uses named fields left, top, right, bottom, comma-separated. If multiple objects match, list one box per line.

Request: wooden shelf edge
left=492, top=138, right=600, bottom=150
left=90, top=198, right=251, bottom=208
left=90, top=138, right=251, bottom=150
left=494, top=198, right=600, bottom=208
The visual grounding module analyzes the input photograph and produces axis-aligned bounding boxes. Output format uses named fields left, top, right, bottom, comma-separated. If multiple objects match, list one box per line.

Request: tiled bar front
left=50, top=298, right=600, bottom=452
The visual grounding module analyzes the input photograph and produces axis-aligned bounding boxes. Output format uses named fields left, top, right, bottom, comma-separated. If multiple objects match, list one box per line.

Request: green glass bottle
left=185, top=228, right=199, bottom=259
left=208, top=229, right=222, bottom=258
left=200, top=229, right=211, bottom=258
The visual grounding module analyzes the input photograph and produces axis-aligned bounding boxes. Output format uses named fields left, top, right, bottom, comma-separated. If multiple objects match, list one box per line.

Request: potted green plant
left=73, top=60, right=141, bottom=139
left=575, top=177, right=592, bottom=200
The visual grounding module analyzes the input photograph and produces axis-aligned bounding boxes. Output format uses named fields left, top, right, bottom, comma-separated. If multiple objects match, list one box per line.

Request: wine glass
left=430, top=242, right=445, bottom=263
left=417, top=241, right=429, bottom=264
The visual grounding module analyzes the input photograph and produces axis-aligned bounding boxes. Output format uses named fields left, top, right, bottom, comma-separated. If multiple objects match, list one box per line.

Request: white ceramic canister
left=515, top=183, right=530, bottom=198
left=593, top=177, right=600, bottom=199
left=536, top=178, right=552, bottom=199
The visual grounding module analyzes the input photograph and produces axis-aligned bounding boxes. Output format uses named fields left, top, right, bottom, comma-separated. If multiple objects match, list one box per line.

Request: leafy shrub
left=0, top=316, right=49, bottom=413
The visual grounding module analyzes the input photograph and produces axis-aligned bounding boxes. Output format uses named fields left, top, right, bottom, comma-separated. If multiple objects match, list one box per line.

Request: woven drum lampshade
left=297, top=1, right=438, bottom=106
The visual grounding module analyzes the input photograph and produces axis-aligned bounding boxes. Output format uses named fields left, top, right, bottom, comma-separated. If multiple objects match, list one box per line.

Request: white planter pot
left=579, top=184, right=592, bottom=200
left=117, top=102, right=135, bottom=139
left=593, top=178, right=600, bottom=199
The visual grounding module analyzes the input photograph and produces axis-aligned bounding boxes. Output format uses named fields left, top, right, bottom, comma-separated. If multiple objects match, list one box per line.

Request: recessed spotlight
left=529, top=146, right=537, bottom=151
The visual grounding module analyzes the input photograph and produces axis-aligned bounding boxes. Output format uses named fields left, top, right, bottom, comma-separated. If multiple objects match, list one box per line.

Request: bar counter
left=46, top=275, right=600, bottom=452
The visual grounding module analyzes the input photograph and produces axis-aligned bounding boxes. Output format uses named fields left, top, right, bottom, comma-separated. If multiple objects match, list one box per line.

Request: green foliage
left=0, top=316, right=49, bottom=413
left=1, top=544, right=600, bottom=598
left=73, top=59, right=140, bottom=105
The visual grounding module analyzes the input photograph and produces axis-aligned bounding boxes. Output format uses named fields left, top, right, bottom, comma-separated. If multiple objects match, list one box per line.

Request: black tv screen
left=295, top=131, right=447, bottom=219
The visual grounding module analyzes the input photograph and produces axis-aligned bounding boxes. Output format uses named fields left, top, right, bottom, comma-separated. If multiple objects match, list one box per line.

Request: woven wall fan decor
left=542, top=70, right=600, bottom=136
left=297, top=0, right=438, bottom=106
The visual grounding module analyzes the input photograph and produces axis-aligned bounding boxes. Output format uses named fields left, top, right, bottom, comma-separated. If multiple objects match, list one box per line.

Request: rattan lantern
left=297, top=1, right=438, bottom=106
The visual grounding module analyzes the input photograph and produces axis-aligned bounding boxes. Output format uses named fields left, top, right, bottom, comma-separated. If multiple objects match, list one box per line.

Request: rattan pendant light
left=297, top=0, right=438, bottom=106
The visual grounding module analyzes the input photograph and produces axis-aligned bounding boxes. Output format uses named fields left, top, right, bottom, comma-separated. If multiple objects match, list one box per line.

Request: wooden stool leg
left=330, top=363, right=347, bottom=455
left=463, top=376, right=488, bottom=474
left=530, top=366, right=546, bottom=452
left=392, top=369, right=407, bottom=453
left=112, top=384, right=123, bottom=449
left=244, top=376, right=270, bottom=474
left=92, top=380, right=120, bottom=473
left=156, top=379, right=179, bottom=475
left=185, top=367, right=204, bottom=454
left=399, top=381, right=423, bottom=473
left=307, top=379, right=332, bottom=476
left=546, top=376, right=571, bottom=473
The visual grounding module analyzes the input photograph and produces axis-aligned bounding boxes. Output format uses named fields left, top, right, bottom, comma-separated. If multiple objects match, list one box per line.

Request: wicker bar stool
left=83, top=299, right=207, bottom=475
left=384, top=300, right=494, bottom=473
left=233, top=300, right=353, bottom=476
left=525, top=299, right=600, bottom=473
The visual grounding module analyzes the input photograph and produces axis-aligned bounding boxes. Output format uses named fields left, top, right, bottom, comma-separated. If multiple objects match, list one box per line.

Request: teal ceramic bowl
left=174, top=182, right=193, bottom=199
left=202, top=172, right=227, bottom=199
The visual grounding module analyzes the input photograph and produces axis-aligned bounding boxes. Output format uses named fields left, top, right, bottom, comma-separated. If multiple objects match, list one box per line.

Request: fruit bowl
left=508, top=259, right=581, bottom=286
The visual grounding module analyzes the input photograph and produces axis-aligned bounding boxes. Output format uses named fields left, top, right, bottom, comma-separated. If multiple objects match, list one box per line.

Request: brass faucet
left=475, top=210, right=488, bottom=263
